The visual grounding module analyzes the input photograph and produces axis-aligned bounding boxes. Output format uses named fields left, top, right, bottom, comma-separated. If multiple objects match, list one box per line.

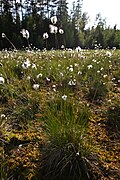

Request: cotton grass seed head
left=62, top=94, right=67, bottom=101
left=20, top=29, right=30, bottom=39
left=43, top=32, right=49, bottom=39
left=106, top=51, right=112, bottom=57
left=0, top=76, right=5, bottom=84
left=49, top=24, right=58, bottom=34
left=33, top=84, right=40, bottom=90
left=32, top=63, right=37, bottom=69
left=68, top=80, right=76, bottom=86
left=50, top=16, right=57, bottom=24
left=69, top=67, right=73, bottom=72
left=75, top=46, right=81, bottom=52
left=22, top=59, right=31, bottom=69
left=59, top=28, right=64, bottom=34
left=87, top=64, right=93, bottom=70
left=1, top=114, right=6, bottom=119
left=2, top=33, right=6, bottom=38
left=36, top=73, right=43, bottom=79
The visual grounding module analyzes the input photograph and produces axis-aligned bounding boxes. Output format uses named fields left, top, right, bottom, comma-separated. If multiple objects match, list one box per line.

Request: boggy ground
left=1, top=91, right=119, bottom=180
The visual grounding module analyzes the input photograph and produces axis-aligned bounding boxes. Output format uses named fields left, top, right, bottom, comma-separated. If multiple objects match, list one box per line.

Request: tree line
left=0, top=0, right=120, bottom=50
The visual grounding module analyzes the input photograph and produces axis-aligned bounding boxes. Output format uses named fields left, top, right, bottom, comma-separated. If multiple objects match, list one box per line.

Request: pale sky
left=67, top=0, right=120, bottom=29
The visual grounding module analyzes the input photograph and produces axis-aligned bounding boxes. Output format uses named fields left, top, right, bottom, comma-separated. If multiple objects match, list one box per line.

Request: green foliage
left=88, top=80, right=108, bottom=101
left=107, top=99, right=120, bottom=130
left=41, top=97, right=91, bottom=179
left=0, top=50, right=120, bottom=179
left=44, top=97, right=90, bottom=147
left=0, top=147, right=8, bottom=180
left=2, top=93, right=40, bottom=129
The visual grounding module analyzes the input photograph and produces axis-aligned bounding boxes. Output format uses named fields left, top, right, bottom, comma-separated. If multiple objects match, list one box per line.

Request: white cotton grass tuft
left=69, top=67, right=73, bottom=72
left=31, top=63, right=37, bottom=69
left=33, top=84, right=40, bottom=90
left=75, top=46, right=81, bottom=52
left=59, top=28, right=64, bottom=34
left=36, top=73, right=43, bottom=79
left=106, top=51, right=112, bottom=57
left=62, top=94, right=67, bottom=101
left=50, top=16, right=57, bottom=24
left=68, top=79, right=76, bottom=86
left=22, top=59, right=31, bottom=69
left=87, top=64, right=93, bottom=70
left=61, top=45, right=65, bottom=49
left=46, top=77, right=51, bottom=82
left=2, top=33, right=6, bottom=38
left=78, top=71, right=82, bottom=75
left=49, top=24, right=58, bottom=34
left=0, top=76, right=5, bottom=84
left=43, top=32, right=49, bottom=39
left=20, top=29, right=30, bottom=39
left=26, top=76, right=31, bottom=80
left=1, top=114, right=6, bottom=119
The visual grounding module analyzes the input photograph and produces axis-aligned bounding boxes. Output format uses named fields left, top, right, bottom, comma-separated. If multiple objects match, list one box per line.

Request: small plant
left=45, top=96, right=90, bottom=146
left=107, top=99, right=120, bottom=131
left=40, top=96, right=91, bottom=179
left=0, top=131, right=8, bottom=180
left=20, top=29, right=31, bottom=49
left=2, top=92, right=40, bottom=130
left=0, top=147, right=8, bottom=180
left=112, top=69, right=120, bottom=86
left=88, top=80, right=108, bottom=101
left=2, top=33, right=17, bottom=50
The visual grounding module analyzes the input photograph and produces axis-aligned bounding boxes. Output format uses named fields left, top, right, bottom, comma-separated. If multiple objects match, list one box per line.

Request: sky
left=67, top=0, right=120, bottom=29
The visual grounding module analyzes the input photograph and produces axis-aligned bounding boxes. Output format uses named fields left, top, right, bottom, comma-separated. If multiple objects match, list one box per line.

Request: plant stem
left=5, top=36, right=17, bottom=50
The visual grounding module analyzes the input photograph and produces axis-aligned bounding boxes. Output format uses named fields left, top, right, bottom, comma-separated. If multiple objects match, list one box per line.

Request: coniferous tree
left=70, top=0, right=88, bottom=47
left=1, top=0, right=120, bottom=49
left=0, top=0, right=14, bottom=49
left=56, top=0, right=69, bottom=47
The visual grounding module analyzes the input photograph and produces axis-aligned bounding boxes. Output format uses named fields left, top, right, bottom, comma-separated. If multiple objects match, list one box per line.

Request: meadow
left=0, top=49, right=120, bottom=180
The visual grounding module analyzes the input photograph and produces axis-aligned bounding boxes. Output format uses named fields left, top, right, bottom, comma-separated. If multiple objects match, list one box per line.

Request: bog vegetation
left=0, top=49, right=120, bottom=179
